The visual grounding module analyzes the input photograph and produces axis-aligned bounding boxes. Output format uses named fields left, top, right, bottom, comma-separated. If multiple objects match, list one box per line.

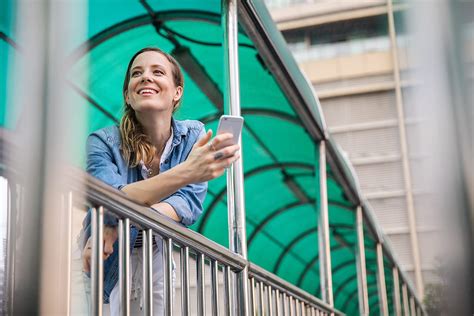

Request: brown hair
left=119, top=47, right=184, bottom=167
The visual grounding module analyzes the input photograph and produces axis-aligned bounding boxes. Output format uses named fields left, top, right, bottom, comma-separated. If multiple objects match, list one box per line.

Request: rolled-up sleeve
left=162, top=180, right=207, bottom=226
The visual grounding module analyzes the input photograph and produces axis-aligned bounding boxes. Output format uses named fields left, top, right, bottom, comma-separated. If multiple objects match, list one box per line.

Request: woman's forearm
left=121, top=162, right=193, bottom=206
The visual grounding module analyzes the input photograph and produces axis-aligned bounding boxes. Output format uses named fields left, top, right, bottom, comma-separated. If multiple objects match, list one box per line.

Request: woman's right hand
left=82, top=226, right=118, bottom=273
left=182, top=129, right=241, bottom=183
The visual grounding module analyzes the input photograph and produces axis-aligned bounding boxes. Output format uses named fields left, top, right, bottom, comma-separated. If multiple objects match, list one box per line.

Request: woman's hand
left=181, top=130, right=241, bottom=183
left=82, top=226, right=118, bottom=273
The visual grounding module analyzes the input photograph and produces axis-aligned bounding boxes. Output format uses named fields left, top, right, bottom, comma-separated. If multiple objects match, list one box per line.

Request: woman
left=80, top=47, right=240, bottom=314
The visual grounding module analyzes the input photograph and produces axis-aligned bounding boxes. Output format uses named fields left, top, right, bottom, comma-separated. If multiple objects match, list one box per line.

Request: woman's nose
left=140, top=72, right=152, bottom=82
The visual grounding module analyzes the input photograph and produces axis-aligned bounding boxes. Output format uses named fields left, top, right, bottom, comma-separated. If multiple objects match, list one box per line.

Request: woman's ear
left=124, top=91, right=129, bottom=104
left=173, top=86, right=183, bottom=103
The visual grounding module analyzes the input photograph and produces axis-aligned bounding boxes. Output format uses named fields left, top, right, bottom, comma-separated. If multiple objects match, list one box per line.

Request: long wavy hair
left=119, top=47, right=184, bottom=167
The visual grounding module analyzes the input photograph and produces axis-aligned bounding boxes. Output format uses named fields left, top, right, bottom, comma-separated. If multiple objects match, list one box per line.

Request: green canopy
left=0, top=0, right=422, bottom=313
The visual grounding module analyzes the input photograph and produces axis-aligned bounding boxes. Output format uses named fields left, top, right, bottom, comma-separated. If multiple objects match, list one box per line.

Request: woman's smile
left=137, top=87, right=159, bottom=96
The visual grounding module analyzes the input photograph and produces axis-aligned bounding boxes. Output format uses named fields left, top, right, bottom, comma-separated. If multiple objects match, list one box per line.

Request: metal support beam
left=392, top=268, right=402, bottom=316
left=402, top=284, right=410, bottom=316
left=355, top=206, right=369, bottom=316
left=376, top=243, right=388, bottom=315
left=317, top=141, right=333, bottom=308
left=387, top=0, right=424, bottom=297
left=222, top=0, right=248, bottom=315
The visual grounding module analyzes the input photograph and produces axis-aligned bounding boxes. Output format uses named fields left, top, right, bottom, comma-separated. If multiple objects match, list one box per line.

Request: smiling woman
left=77, top=47, right=241, bottom=315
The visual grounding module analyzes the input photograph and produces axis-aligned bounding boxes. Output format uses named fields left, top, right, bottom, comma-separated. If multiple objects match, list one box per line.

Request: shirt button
left=107, top=137, right=113, bottom=143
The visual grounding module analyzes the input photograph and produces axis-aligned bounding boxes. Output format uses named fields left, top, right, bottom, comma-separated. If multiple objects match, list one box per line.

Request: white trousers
left=70, top=236, right=175, bottom=316
left=109, top=237, right=176, bottom=316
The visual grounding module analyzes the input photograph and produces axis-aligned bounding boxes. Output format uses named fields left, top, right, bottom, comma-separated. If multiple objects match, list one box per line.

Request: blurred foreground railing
left=1, top=164, right=343, bottom=316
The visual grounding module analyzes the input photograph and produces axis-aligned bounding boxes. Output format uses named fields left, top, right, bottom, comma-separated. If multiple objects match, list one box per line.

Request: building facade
left=265, top=0, right=444, bottom=298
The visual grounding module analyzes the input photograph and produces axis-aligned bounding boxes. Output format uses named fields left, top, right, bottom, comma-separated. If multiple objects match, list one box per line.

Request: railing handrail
left=249, top=263, right=345, bottom=315
left=65, top=167, right=343, bottom=314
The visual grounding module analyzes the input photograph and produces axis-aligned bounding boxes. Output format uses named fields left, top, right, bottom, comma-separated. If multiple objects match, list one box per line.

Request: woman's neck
left=137, top=113, right=172, bottom=154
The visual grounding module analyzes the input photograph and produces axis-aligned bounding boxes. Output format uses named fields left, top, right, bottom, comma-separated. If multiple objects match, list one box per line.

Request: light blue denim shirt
left=82, top=118, right=207, bottom=303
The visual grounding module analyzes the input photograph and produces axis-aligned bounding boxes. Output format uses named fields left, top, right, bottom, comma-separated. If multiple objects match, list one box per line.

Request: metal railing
left=1, top=165, right=343, bottom=315
left=80, top=170, right=343, bottom=315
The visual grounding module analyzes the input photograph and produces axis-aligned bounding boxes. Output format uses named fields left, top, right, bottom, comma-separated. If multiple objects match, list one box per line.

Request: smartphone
left=216, top=115, right=244, bottom=146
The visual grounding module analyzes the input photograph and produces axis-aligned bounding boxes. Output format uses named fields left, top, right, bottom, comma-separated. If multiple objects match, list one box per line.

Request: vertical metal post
left=147, top=230, right=154, bottom=316
left=211, top=259, right=219, bottom=316
left=289, top=296, right=294, bottom=316
left=416, top=304, right=422, bottom=316
left=65, top=192, right=73, bottom=315
left=295, top=298, right=300, bottom=316
left=318, top=141, right=333, bottom=307
left=196, top=253, right=205, bottom=316
left=410, top=296, right=416, bottom=316
left=386, top=0, right=424, bottom=298
left=224, top=266, right=232, bottom=316
left=142, top=230, right=152, bottom=316
left=392, top=268, right=402, bottom=316
left=259, top=282, right=265, bottom=316
left=222, top=0, right=249, bottom=315
left=355, top=206, right=369, bottom=316
left=267, top=286, right=273, bottom=316
left=181, top=247, right=190, bottom=316
left=4, top=179, right=15, bottom=315
left=376, top=243, right=389, bottom=316
left=91, top=207, right=104, bottom=316
left=282, top=292, right=288, bottom=316
left=275, top=289, right=281, bottom=316
left=402, top=284, right=410, bottom=316
left=118, top=219, right=130, bottom=316
left=10, top=0, right=86, bottom=313
left=250, top=277, right=256, bottom=316
left=165, top=238, right=173, bottom=316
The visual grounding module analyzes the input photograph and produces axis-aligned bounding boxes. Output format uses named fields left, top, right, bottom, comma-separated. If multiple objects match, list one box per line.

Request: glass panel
left=282, top=13, right=391, bottom=65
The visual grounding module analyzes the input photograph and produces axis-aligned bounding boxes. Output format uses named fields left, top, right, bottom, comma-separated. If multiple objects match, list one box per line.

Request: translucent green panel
left=277, top=247, right=318, bottom=286
left=87, top=0, right=149, bottom=38
left=0, top=41, right=9, bottom=128
left=195, top=199, right=229, bottom=247
left=239, top=50, right=295, bottom=115
left=244, top=116, right=314, bottom=163
left=1, top=0, right=17, bottom=129
left=0, top=0, right=15, bottom=37
left=327, top=178, right=353, bottom=208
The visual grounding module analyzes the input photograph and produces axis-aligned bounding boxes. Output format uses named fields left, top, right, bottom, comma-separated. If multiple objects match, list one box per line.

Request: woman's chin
left=132, top=102, right=173, bottom=114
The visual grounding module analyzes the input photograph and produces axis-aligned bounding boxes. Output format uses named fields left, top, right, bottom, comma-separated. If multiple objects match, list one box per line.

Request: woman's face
left=125, top=51, right=182, bottom=116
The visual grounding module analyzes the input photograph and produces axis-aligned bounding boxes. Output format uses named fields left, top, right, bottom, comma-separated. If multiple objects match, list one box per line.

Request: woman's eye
left=154, top=70, right=164, bottom=76
left=131, top=71, right=141, bottom=77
